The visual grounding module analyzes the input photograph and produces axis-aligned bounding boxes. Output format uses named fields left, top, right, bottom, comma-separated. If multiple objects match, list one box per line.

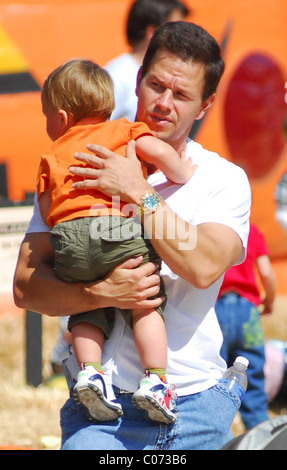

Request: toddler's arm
left=136, top=135, right=195, bottom=184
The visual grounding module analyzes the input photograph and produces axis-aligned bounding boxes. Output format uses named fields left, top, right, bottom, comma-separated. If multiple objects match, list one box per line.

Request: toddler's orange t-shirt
left=37, top=118, right=153, bottom=227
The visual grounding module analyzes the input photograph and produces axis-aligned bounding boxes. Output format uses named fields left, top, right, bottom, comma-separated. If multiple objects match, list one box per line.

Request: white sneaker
left=132, top=371, right=178, bottom=424
left=72, top=365, right=123, bottom=422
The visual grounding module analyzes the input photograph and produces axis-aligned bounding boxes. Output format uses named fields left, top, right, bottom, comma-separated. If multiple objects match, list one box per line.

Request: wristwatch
left=138, top=191, right=162, bottom=215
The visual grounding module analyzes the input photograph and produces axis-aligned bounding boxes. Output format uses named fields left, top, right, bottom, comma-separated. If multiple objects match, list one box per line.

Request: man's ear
left=195, top=93, right=216, bottom=121
left=135, top=67, right=143, bottom=97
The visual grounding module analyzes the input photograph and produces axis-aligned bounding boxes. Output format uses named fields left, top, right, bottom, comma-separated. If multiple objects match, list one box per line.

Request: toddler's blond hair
left=42, top=59, right=115, bottom=121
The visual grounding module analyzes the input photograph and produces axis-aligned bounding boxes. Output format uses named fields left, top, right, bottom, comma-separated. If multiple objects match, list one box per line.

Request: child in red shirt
left=216, top=223, right=276, bottom=430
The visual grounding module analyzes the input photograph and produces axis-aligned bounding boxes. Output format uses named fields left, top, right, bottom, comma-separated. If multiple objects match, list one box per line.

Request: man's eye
left=175, top=91, right=186, bottom=99
left=151, top=81, right=164, bottom=90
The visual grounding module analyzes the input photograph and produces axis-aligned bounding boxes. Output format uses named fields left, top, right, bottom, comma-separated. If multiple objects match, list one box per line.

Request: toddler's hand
left=180, top=151, right=198, bottom=183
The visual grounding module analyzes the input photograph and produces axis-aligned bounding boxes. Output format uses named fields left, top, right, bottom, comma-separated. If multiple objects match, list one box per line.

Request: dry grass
left=0, top=313, right=67, bottom=450
left=261, top=296, right=287, bottom=342
left=1, top=296, right=287, bottom=450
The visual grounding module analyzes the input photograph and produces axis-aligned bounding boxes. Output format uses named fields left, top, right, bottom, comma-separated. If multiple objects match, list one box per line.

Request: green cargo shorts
left=50, top=216, right=166, bottom=338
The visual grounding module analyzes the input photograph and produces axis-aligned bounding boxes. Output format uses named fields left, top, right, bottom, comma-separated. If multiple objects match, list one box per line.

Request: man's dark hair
left=126, top=0, right=190, bottom=47
left=141, top=21, right=225, bottom=101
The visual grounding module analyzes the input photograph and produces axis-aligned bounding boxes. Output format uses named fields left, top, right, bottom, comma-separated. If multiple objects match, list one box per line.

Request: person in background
left=215, top=223, right=277, bottom=430
left=105, top=0, right=190, bottom=121
left=50, top=316, right=70, bottom=375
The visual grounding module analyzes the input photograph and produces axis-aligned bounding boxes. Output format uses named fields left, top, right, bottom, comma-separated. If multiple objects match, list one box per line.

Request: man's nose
left=156, top=89, right=173, bottom=110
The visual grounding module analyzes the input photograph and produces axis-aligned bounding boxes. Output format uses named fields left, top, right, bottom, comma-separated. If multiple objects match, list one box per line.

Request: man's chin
left=138, top=114, right=173, bottom=143
left=149, top=127, right=170, bottom=143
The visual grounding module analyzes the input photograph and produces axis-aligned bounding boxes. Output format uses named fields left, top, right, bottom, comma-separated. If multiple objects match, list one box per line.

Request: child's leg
left=72, top=321, right=123, bottom=421
left=132, top=308, right=167, bottom=380
left=72, top=322, right=104, bottom=371
left=132, top=309, right=177, bottom=424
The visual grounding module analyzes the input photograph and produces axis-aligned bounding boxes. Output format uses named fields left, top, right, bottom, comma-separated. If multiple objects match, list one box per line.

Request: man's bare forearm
left=141, top=202, right=242, bottom=289
left=13, top=233, right=162, bottom=317
left=13, top=234, right=96, bottom=316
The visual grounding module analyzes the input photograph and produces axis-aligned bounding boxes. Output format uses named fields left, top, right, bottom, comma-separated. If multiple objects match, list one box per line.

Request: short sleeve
left=192, top=162, right=251, bottom=265
left=36, top=156, right=49, bottom=200
left=129, top=122, right=154, bottom=141
left=26, top=194, right=50, bottom=233
left=252, top=225, right=269, bottom=257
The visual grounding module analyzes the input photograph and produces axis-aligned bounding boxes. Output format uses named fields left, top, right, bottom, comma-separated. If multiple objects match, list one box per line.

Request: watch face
left=142, top=192, right=161, bottom=213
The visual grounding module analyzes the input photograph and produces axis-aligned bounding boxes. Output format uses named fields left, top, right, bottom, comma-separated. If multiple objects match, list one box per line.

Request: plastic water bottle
left=220, top=356, right=249, bottom=401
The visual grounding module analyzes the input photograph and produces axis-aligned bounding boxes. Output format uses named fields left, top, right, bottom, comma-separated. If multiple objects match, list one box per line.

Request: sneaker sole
left=73, top=383, right=123, bottom=422
left=132, top=393, right=176, bottom=424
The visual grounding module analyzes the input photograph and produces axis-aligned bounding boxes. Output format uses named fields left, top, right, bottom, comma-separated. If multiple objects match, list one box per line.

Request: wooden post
left=0, top=163, right=8, bottom=200
left=25, top=310, right=42, bottom=386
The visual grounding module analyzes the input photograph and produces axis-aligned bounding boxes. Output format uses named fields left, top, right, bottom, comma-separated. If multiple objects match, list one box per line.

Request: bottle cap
left=234, top=356, right=249, bottom=368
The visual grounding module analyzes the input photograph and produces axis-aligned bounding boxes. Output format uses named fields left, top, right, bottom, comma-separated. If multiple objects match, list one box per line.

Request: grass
left=0, top=313, right=67, bottom=450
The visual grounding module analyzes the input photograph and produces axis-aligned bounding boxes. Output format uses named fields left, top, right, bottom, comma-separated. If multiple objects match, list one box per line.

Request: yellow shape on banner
left=0, top=25, right=29, bottom=74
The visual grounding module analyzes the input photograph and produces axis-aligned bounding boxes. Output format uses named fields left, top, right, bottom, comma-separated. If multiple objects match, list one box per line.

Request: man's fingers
left=135, top=296, right=164, bottom=309
left=69, top=163, right=101, bottom=188
left=85, top=141, right=137, bottom=161
left=116, top=256, right=144, bottom=270
left=69, top=165, right=101, bottom=177
left=72, top=179, right=100, bottom=189
left=86, top=143, right=119, bottom=160
left=135, top=261, right=160, bottom=278
left=115, top=257, right=159, bottom=276
left=73, top=152, right=105, bottom=168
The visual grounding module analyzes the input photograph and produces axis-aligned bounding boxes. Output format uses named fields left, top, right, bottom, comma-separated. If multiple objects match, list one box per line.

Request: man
left=105, top=0, right=190, bottom=121
left=14, top=22, right=251, bottom=450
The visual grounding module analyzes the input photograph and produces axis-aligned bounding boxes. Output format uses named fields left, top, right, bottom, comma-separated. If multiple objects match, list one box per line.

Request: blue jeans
left=215, top=294, right=269, bottom=430
left=61, top=383, right=239, bottom=450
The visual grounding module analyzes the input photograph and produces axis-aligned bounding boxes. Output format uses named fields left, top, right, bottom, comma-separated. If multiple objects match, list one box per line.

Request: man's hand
left=69, top=140, right=151, bottom=205
left=93, top=256, right=164, bottom=310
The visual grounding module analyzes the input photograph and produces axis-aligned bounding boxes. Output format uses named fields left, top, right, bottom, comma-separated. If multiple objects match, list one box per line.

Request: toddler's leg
left=132, top=309, right=177, bottom=424
left=72, top=322, right=104, bottom=368
left=133, top=308, right=167, bottom=375
left=72, top=322, right=123, bottom=421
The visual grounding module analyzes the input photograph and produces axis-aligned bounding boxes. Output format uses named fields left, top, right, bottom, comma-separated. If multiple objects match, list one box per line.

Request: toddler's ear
left=58, top=109, right=73, bottom=130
